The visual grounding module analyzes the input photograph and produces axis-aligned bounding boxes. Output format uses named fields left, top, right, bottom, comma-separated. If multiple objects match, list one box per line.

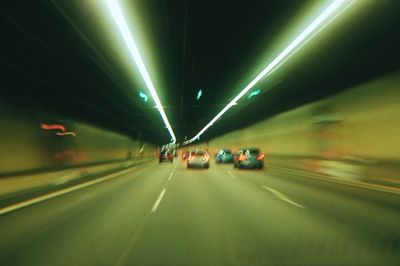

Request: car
left=215, top=149, right=234, bottom=163
left=187, top=149, right=210, bottom=168
left=159, top=150, right=174, bottom=163
left=233, top=148, right=264, bottom=169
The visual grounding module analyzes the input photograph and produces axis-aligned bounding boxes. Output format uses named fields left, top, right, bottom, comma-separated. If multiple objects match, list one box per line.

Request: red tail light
left=257, top=153, right=264, bottom=160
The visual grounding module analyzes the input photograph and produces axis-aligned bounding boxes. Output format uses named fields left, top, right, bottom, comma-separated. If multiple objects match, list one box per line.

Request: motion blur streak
left=103, top=0, right=176, bottom=143
left=40, top=123, right=66, bottom=132
left=187, top=0, right=354, bottom=144
left=56, top=132, right=76, bottom=137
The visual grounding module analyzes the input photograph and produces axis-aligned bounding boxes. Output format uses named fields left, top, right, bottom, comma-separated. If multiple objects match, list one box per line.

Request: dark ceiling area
left=1, top=0, right=399, bottom=144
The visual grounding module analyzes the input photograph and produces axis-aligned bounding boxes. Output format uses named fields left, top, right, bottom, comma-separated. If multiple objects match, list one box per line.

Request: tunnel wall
left=0, top=104, right=156, bottom=176
left=191, top=72, right=400, bottom=187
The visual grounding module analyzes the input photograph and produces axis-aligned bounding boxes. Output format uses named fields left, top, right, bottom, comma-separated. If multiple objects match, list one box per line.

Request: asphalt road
left=0, top=160, right=399, bottom=265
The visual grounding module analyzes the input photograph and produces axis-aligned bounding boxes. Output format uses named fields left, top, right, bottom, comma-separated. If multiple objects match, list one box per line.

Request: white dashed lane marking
left=168, top=172, right=174, bottom=181
left=262, top=186, right=305, bottom=209
left=226, top=170, right=237, bottom=179
left=151, top=188, right=167, bottom=213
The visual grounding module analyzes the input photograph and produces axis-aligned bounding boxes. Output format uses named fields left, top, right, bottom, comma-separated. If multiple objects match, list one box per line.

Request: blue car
left=215, top=149, right=234, bottom=163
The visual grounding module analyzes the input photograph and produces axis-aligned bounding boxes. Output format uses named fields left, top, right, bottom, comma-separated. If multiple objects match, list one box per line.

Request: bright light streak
left=104, top=0, right=176, bottom=143
left=196, top=89, right=203, bottom=100
left=186, top=0, right=352, bottom=144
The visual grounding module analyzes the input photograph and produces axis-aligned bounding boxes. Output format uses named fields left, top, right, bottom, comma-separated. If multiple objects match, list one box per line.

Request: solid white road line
left=226, top=170, right=237, bottom=179
left=262, top=186, right=305, bottom=209
left=151, top=188, right=167, bottom=213
left=0, top=166, right=140, bottom=216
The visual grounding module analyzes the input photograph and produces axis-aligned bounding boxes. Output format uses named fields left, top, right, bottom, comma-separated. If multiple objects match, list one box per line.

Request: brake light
left=257, top=153, right=264, bottom=160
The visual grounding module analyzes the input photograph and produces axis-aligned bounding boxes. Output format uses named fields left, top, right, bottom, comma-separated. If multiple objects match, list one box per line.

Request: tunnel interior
left=0, top=1, right=399, bottom=265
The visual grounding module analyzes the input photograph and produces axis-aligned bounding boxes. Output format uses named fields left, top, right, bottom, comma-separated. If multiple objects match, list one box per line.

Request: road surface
left=1, top=160, right=399, bottom=265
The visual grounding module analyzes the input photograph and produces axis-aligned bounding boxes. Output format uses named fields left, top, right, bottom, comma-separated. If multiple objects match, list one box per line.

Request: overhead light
left=186, top=0, right=353, bottom=144
left=103, top=0, right=176, bottom=143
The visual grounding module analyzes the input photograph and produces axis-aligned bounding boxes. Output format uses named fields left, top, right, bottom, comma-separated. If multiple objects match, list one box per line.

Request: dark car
left=159, top=150, right=174, bottom=163
left=233, top=148, right=264, bottom=169
left=215, top=149, right=234, bottom=163
left=187, top=150, right=210, bottom=168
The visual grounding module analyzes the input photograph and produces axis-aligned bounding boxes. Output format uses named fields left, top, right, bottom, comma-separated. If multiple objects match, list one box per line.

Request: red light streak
left=41, top=124, right=66, bottom=132
left=41, top=123, right=76, bottom=137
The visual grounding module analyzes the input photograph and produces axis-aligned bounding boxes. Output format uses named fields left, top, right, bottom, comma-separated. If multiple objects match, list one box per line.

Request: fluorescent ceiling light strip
left=104, top=0, right=176, bottom=143
left=188, top=0, right=351, bottom=144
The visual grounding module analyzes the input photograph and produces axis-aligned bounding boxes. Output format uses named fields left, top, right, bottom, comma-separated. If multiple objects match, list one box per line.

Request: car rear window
left=247, top=149, right=260, bottom=156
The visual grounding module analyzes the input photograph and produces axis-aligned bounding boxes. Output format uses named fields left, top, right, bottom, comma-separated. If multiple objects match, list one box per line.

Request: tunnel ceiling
left=1, top=0, right=399, bottom=144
